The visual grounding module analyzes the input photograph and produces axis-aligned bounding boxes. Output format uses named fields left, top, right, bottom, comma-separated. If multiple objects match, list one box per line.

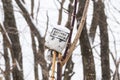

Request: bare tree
left=2, top=0, right=24, bottom=80
left=57, top=0, right=65, bottom=25
left=76, top=0, right=96, bottom=80
left=31, top=0, right=34, bottom=18
left=89, top=0, right=110, bottom=80
left=63, top=0, right=75, bottom=80
left=3, top=36, right=10, bottom=80
left=0, top=23, right=11, bottom=80
left=21, top=0, right=25, bottom=4
left=89, top=1, right=99, bottom=43
left=99, top=1, right=110, bottom=78
left=1, top=0, right=119, bottom=80
left=15, top=0, right=49, bottom=79
left=31, top=34, right=39, bottom=80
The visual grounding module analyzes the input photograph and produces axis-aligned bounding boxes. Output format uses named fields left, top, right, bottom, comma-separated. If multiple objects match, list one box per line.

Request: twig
left=44, top=11, right=49, bottom=38
left=36, top=0, right=40, bottom=24
left=0, top=23, right=12, bottom=46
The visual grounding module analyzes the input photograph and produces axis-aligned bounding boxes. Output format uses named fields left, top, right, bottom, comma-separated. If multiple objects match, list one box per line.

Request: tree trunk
left=3, top=34, right=11, bottom=80
left=15, top=0, right=49, bottom=79
left=0, top=23, right=11, bottom=80
left=89, top=0, right=110, bottom=79
left=63, top=0, right=74, bottom=80
left=31, top=0, right=34, bottom=18
left=2, top=0, right=24, bottom=80
left=31, top=34, right=39, bottom=80
left=77, top=0, right=96, bottom=80
left=80, top=26, right=96, bottom=80
left=57, top=0, right=65, bottom=25
left=89, top=1, right=100, bottom=43
left=98, top=0, right=110, bottom=80
left=64, top=58, right=74, bottom=80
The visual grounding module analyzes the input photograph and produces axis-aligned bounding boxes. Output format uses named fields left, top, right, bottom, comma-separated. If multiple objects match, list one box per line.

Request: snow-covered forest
left=0, top=0, right=120, bottom=80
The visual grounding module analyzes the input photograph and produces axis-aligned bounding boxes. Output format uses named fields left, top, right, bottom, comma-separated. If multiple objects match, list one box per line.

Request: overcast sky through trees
left=0, top=0, right=120, bottom=80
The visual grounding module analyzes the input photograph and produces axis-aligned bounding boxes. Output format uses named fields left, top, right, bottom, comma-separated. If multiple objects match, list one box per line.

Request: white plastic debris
left=45, top=25, right=70, bottom=53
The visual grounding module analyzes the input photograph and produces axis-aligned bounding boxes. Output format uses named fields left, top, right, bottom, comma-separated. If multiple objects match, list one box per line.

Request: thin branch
left=31, top=0, right=34, bottom=18
left=0, top=67, right=4, bottom=76
left=0, top=23, right=12, bottom=46
left=108, top=25, right=117, bottom=60
left=89, top=1, right=99, bottom=43
left=63, top=0, right=77, bottom=59
left=109, top=50, right=116, bottom=66
left=21, top=0, right=25, bottom=4
left=36, top=0, right=40, bottom=24
left=44, top=11, right=49, bottom=38
left=62, top=0, right=90, bottom=65
left=53, top=0, right=59, bottom=10
left=0, top=52, right=4, bottom=57
left=57, top=0, right=65, bottom=25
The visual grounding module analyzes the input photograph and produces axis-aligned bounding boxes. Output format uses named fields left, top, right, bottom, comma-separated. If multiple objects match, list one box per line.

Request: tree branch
left=62, top=0, right=90, bottom=65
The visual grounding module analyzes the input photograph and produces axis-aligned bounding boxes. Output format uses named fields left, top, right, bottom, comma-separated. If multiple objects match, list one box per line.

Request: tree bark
left=3, top=33, right=11, bottom=80
left=0, top=24, right=11, bottom=80
left=2, top=0, right=24, bottom=80
left=89, top=0, right=110, bottom=79
left=64, top=58, right=74, bottom=80
left=77, top=0, right=96, bottom=80
left=80, top=26, right=96, bottom=80
left=31, top=0, right=34, bottom=18
left=15, top=0, right=49, bottom=79
left=31, top=34, right=39, bottom=80
left=57, top=0, right=65, bottom=25
left=89, top=1, right=100, bottom=43
left=98, top=0, right=110, bottom=80
left=63, top=0, right=74, bottom=80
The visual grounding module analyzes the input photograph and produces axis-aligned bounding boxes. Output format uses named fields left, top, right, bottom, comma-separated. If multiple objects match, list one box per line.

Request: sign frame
left=50, top=28, right=69, bottom=42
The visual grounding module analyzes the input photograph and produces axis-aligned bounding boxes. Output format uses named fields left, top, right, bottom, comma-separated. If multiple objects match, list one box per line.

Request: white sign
left=50, top=28, right=69, bottom=42
left=45, top=25, right=70, bottom=53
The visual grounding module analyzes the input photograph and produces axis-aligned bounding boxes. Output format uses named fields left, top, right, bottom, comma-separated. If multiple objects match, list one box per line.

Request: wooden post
left=51, top=51, right=56, bottom=80
left=0, top=77, right=2, bottom=80
left=57, top=53, right=62, bottom=80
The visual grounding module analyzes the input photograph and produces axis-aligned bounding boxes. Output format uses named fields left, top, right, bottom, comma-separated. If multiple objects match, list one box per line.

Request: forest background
left=0, top=0, right=120, bottom=80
